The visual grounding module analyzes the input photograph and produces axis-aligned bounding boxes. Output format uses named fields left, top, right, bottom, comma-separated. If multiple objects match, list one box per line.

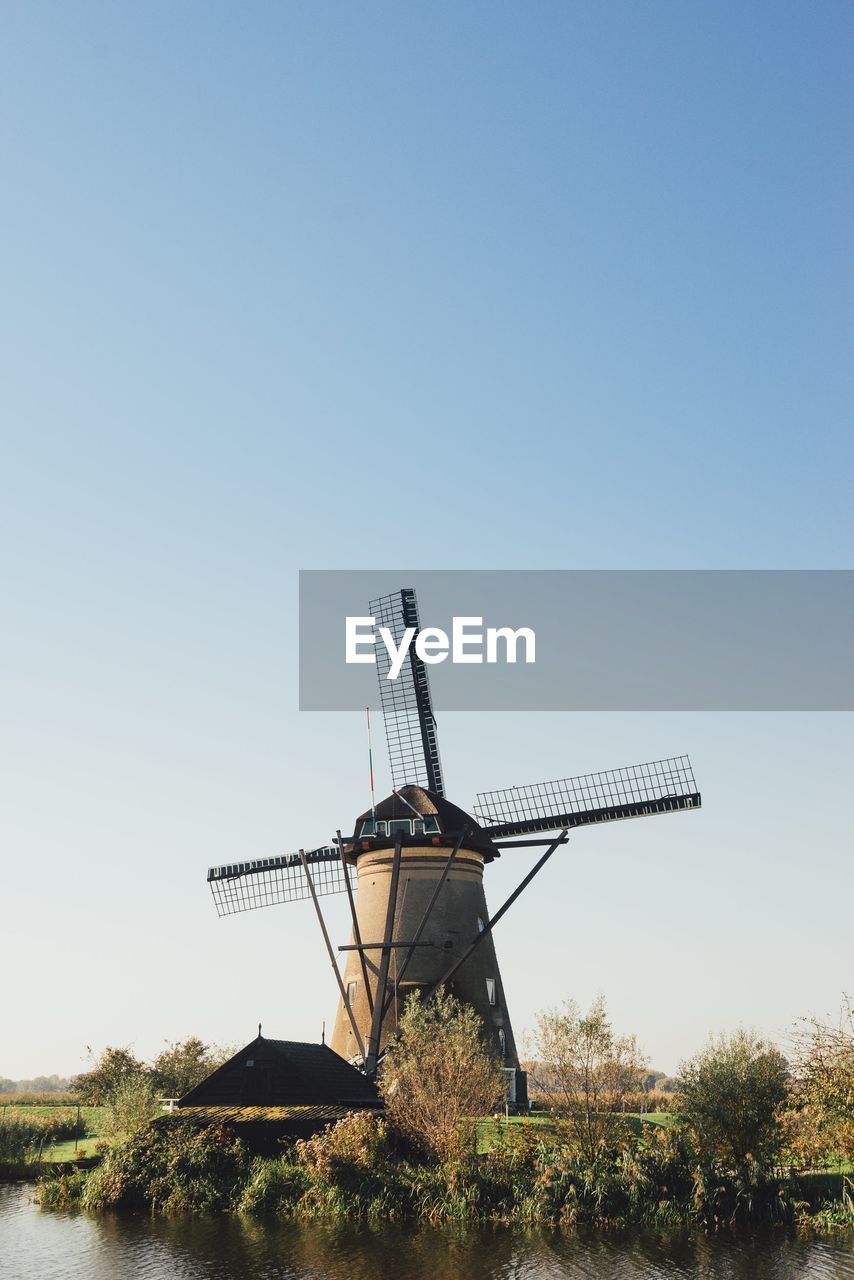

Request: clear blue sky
left=1, top=2, right=851, bottom=1078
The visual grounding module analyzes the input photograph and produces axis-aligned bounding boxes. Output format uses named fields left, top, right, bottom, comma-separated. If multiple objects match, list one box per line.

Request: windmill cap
left=354, top=786, right=500, bottom=861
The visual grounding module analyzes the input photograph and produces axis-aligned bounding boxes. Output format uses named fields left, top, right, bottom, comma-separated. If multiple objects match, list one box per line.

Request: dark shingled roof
left=177, top=1037, right=379, bottom=1108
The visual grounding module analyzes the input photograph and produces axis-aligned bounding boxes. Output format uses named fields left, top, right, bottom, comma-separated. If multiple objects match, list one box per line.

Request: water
left=1, top=1184, right=853, bottom=1280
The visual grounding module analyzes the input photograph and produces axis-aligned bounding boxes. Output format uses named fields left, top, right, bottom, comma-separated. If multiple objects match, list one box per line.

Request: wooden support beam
left=299, top=848, right=366, bottom=1062
left=363, top=834, right=403, bottom=1077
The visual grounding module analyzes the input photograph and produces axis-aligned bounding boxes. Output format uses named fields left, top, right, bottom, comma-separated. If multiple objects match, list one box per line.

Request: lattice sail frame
left=370, top=588, right=445, bottom=796
left=207, top=846, right=348, bottom=917
left=475, top=755, right=700, bottom=838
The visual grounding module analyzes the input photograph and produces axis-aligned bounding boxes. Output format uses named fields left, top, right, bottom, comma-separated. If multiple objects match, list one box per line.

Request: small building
left=168, top=1033, right=382, bottom=1151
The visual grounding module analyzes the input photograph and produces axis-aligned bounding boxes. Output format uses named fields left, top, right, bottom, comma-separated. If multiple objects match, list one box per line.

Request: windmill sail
left=207, top=846, right=348, bottom=916
left=475, top=755, right=700, bottom=838
left=370, top=588, right=445, bottom=796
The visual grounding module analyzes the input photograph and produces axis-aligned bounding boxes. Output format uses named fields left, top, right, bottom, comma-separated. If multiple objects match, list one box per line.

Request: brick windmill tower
left=207, top=588, right=701, bottom=1098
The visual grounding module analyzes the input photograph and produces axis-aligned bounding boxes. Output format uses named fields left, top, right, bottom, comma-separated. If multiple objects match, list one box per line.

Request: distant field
left=0, top=1105, right=104, bottom=1125
left=0, top=1092, right=77, bottom=1107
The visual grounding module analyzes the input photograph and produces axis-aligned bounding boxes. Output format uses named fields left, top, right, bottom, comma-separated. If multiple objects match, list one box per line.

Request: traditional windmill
left=207, top=588, right=701, bottom=1099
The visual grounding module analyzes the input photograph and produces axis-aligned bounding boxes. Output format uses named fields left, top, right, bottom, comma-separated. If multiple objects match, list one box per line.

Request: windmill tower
left=330, top=786, right=520, bottom=1076
left=207, top=587, right=701, bottom=1095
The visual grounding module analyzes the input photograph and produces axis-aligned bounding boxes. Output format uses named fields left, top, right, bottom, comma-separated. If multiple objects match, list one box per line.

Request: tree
left=789, top=997, right=854, bottom=1164
left=101, top=1073, right=161, bottom=1142
left=379, top=990, right=505, bottom=1164
left=19, top=1075, right=71, bottom=1093
left=72, top=1047, right=148, bottom=1105
left=675, top=1029, right=789, bottom=1170
left=150, top=1037, right=232, bottom=1099
left=530, top=994, right=647, bottom=1163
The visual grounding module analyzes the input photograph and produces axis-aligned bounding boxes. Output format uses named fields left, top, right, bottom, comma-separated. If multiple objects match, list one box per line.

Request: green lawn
left=477, top=1110, right=679, bottom=1152
left=631, top=1111, right=677, bottom=1127
left=41, top=1138, right=98, bottom=1162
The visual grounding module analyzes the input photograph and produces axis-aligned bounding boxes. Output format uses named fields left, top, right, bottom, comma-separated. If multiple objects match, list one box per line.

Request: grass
left=477, top=1114, right=554, bottom=1152
left=41, top=1138, right=97, bottom=1162
left=631, top=1111, right=677, bottom=1127
left=477, top=1110, right=677, bottom=1152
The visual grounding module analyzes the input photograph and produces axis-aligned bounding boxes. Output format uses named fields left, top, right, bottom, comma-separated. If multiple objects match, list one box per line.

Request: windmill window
left=499, top=1029, right=506, bottom=1055
left=347, top=981, right=357, bottom=1005
left=486, top=978, right=496, bottom=1005
left=246, top=1059, right=255, bottom=1067
left=359, top=818, right=376, bottom=835
left=477, top=917, right=484, bottom=933
left=388, top=819, right=412, bottom=835
left=375, top=821, right=388, bottom=835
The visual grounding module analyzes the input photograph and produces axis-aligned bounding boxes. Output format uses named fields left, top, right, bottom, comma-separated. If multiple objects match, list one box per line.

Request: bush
left=100, top=1075, right=160, bottom=1142
left=293, top=1111, right=390, bottom=1180
left=77, top=1121, right=251, bottom=1214
left=237, top=1156, right=310, bottom=1215
left=38, top=1167, right=90, bottom=1209
left=675, top=1029, right=789, bottom=1171
left=380, top=991, right=505, bottom=1165
left=789, top=998, right=854, bottom=1165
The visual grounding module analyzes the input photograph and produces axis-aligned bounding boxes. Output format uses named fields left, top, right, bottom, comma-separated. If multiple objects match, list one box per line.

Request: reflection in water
left=1, top=1184, right=853, bottom=1280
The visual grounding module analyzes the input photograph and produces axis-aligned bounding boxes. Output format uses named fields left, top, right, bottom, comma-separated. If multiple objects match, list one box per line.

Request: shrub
left=79, top=1121, right=251, bottom=1214
left=100, top=1074, right=160, bottom=1142
left=675, top=1029, right=789, bottom=1171
left=237, top=1156, right=309, bottom=1215
left=293, top=1111, right=391, bottom=1181
left=789, top=997, right=854, bottom=1164
left=38, top=1167, right=90, bottom=1209
left=380, top=991, right=505, bottom=1165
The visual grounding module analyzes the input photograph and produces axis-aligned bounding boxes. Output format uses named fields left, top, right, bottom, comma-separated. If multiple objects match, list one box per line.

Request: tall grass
left=0, top=1111, right=87, bottom=1170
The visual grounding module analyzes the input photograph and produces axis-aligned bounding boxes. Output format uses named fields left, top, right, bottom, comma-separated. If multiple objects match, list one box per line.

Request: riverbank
left=34, top=1117, right=854, bottom=1231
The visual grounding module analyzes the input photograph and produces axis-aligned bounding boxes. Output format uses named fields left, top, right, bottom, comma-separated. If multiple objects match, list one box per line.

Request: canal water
left=2, top=1184, right=853, bottom=1279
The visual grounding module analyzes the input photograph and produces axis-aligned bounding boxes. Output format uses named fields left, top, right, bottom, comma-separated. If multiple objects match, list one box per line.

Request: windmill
left=207, top=587, right=701, bottom=1097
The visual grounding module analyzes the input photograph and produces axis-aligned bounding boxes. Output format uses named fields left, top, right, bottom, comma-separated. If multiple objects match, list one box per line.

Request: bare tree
left=530, top=995, right=647, bottom=1163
